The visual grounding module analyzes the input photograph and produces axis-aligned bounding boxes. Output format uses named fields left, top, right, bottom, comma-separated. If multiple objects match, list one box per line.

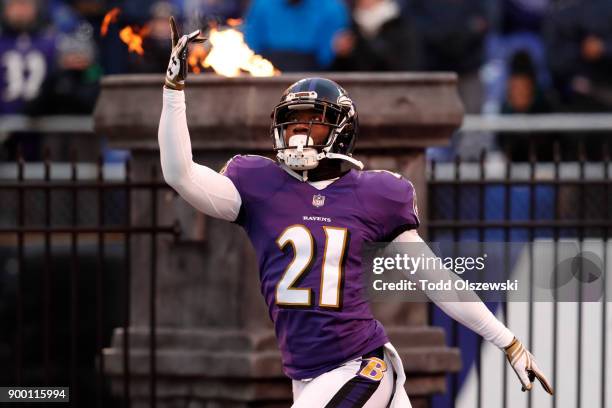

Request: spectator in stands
left=28, top=22, right=102, bottom=115
left=501, top=50, right=552, bottom=114
left=544, top=0, right=612, bottom=112
left=0, top=0, right=57, bottom=114
left=481, top=0, right=552, bottom=115
left=332, top=0, right=421, bottom=71
left=126, top=1, right=177, bottom=74
left=409, top=0, right=490, bottom=113
left=243, top=0, right=350, bottom=71
left=498, top=50, right=556, bottom=161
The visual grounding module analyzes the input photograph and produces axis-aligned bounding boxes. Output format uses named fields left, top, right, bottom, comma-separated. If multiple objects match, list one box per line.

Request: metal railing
left=0, top=148, right=179, bottom=407
left=428, top=137, right=610, bottom=408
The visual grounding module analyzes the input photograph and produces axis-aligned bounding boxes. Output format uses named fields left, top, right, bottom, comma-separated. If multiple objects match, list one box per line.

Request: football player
left=158, top=18, right=554, bottom=407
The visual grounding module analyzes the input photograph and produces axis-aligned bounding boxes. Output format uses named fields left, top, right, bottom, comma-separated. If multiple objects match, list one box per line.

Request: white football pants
left=291, top=347, right=395, bottom=407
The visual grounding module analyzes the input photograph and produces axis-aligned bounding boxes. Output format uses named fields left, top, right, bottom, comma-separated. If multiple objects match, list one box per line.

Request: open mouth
left=291, top=128, right=310, bottom=135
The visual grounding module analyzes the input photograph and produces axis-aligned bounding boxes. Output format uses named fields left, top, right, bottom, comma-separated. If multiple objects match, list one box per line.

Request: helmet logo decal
left=337, top=95, right=355, bottom=117
left=337, top=95, right=352, bottom=106
left=312, top=194, right=326, bottom=208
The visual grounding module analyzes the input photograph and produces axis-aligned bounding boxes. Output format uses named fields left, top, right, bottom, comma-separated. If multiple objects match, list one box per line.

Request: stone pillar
left=95, top=73, right=463, bottom=408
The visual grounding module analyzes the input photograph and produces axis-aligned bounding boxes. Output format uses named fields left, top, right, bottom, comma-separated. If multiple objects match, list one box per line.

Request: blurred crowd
left=1, top=0, right=612, bottom=117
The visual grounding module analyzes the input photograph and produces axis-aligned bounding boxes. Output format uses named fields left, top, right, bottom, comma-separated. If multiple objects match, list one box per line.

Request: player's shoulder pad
left=357, top=169, right=416, bottom=204
left=355, top=170, right=420, bottom=236
left=220, top=154, right=277, bottom=175
left=220, top=154, right=286, bottom=201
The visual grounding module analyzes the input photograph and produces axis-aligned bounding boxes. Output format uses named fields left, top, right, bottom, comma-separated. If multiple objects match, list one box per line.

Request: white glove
left=504, top=337, right=554, bottom=395
left=164, top=16, right=205, bottom=91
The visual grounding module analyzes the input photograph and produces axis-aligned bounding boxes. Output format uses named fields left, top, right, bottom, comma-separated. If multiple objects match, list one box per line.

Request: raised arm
left=158, top=17, right=241, bottom=222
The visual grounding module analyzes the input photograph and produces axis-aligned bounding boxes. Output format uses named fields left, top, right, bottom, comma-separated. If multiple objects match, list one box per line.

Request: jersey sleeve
left=220, top=155, right=247, bottom=225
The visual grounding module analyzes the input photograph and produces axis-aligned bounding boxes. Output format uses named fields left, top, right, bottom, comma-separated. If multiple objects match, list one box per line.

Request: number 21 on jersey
left=275, top=225, right=348, bottom=308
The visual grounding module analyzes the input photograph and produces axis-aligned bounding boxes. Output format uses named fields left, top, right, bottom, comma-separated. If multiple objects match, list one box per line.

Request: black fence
left=428, top=139, right=610, bottom=408
left=0, top=148, right=179, bottom=407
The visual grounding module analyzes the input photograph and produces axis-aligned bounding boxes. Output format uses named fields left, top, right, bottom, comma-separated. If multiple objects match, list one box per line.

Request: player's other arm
left=158, top=17, right=241, bottom=222
left=393, top=229, right=553, bottom=395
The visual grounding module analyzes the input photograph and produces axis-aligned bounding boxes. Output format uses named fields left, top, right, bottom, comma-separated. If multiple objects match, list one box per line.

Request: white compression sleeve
left=158, top=88, right=242, bottom=222
left=392, top=230, right=515, bottom=349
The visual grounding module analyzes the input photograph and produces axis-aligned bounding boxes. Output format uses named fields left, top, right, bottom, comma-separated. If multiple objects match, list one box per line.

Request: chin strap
left=325, top=152, right=364, bottom=170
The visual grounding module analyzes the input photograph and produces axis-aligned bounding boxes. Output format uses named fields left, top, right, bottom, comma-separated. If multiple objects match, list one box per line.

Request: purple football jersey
left=0, top=33, right=56, bottom=114
left=222, top=155, right=419, bottom=380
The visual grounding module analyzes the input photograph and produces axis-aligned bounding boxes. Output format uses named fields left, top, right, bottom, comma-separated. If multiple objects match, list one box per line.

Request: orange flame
left=188, top=44, right=208, bottom=74
left=101, top=7, right=120, bottom=37
left=226, top=18, right=243, bottom=27
left=202, top=26, right=279, bottom=77
left=119, top=25, right=150, bottom=55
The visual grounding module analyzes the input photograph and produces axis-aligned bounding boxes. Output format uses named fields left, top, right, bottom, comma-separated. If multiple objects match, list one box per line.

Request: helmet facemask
left=270, top=79, right=363, bottom=181
left=272, top=101, right=343, bottom=171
